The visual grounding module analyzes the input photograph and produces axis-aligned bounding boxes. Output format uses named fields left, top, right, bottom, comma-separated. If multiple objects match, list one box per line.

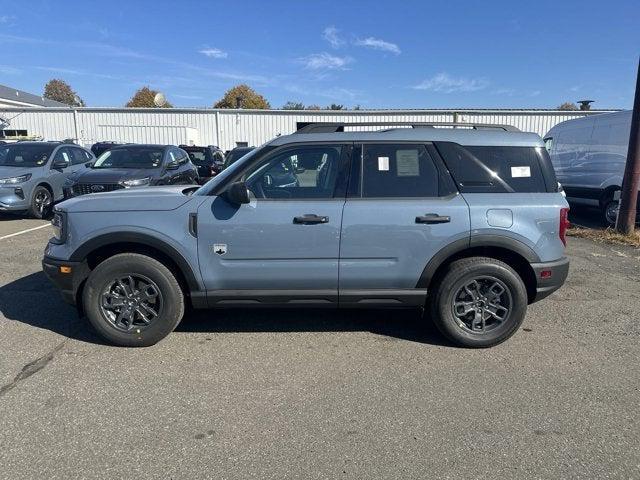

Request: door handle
left=293, top=214, right=329, bottom=225
left=415, top=213, right=451, bottom=224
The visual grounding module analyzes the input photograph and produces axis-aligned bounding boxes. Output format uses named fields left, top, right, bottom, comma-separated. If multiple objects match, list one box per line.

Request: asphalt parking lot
left=0, top=214, right=638, bottom=479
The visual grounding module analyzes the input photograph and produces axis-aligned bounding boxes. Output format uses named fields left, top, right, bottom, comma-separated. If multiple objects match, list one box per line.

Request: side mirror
left=166, top=160, right=180, bottom=170
left=52, top=160, right=68, bottom=170
left=225, top=181, right=250, bottom=205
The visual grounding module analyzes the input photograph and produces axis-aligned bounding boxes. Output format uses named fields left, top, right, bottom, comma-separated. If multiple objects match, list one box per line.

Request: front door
left=196, top=143, right=351, bottom=305
left=339, top=142, right=470, bottom=306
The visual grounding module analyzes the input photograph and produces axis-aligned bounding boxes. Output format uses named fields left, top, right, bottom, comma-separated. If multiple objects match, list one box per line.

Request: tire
left=429, top=257, right=528, bottom=348
left=82, top=253, right=185, bottom=347
left=29, top=185, right=53, bottom=219
left=601, top=199, right=619, bottom=227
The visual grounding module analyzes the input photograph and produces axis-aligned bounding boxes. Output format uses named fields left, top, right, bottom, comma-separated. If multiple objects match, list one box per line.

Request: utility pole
left=616, top=58, right=640, bottom=235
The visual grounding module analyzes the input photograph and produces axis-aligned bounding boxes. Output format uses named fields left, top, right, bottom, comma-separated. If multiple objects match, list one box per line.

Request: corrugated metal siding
left=0, top=107, right=617, bottom=150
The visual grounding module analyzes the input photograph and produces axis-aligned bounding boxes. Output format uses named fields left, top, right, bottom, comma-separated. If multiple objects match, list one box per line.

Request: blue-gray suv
left=43, top=123, right=570, bottom=348
left=0, top=141, right=95, bottom=218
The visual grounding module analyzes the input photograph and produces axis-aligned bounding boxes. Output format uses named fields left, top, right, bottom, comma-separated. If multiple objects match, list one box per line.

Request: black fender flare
left=416, top=234, right=540, bottom=288
left=69, top=232, right=201, bottom=291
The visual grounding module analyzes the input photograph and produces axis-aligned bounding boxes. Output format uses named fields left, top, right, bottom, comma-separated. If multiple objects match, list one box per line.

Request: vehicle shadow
left=0, top=272, right=452, bottom=347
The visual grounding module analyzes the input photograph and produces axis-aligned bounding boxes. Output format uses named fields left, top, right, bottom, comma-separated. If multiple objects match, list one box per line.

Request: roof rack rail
left=294, top=121, right=521, bottom=134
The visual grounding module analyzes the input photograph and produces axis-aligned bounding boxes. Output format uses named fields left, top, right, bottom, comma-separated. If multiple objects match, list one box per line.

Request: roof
left=0, top=84, right=68, bottom=108
left=271, top=127, right=544, bottom=148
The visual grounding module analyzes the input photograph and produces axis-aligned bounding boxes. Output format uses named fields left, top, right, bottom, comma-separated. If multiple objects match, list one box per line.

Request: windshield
left=93, top=147, right=164, bottom=169
left=0, top=144, right=54, bottom=168
left=194, top=145, right=266, bottom=196
left=223, top=148, right=253, bottom=168
left=184, top=149, right=211, bottom=166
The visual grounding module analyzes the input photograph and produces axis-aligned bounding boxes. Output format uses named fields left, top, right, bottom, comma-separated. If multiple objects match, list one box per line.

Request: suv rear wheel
left=429, top=257, right=528, bottom=348
left=82, top=253, right=185, bottom=347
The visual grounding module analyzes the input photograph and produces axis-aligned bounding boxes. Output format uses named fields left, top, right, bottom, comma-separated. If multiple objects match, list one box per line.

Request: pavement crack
left=0, top=341, right=65, bottom=398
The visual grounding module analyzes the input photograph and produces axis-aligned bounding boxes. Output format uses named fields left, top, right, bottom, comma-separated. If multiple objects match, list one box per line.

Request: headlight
left=121, top=177, right=151, bottom=187
left=50, top=211, right=66, bottom=244
left=0, top=174, right=32, bottom=185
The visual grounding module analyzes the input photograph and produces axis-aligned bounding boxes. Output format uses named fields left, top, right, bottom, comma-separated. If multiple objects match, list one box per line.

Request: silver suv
left=0, top=141, right=95, bottom=218
left=43, top=122, right=570, bottom=348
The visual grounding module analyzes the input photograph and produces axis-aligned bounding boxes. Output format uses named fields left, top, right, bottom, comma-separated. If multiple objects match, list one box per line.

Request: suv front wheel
left=429, top=257, right=528, bottom=348
left=83, top=253, right=185, bottom=347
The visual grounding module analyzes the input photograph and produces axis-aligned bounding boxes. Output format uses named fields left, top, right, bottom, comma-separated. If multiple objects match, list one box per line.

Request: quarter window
left=355, top=144, right=440, bottom=198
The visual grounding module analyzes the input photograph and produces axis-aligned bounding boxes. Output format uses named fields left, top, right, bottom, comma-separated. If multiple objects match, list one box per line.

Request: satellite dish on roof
left=153, top=92, right=167, bottom=107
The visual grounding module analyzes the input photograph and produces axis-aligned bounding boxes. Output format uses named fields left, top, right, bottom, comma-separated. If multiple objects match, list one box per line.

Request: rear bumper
left=530, top=257, right=569, bottom=302
left=42, top=255, right=90, bottom=305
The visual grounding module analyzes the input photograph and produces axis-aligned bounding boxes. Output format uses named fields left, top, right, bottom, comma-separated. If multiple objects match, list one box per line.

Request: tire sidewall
left=83, top=255, right=183, bottom=347
left=30, top=186, right=51, bottom=219
left=434, top=261, right=527, bottom=348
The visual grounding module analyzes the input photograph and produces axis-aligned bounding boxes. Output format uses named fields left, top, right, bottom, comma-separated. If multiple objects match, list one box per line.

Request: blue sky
left=0, top=0, right=638, bottom=109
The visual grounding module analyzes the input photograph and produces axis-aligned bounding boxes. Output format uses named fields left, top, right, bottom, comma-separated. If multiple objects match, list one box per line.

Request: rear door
left=339, top=142, right=470, bottom=306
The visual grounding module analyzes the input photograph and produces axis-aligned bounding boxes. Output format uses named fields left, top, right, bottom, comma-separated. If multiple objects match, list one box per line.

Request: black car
left=223, top=146, right=254, bottom=169
left=90, top=141, right=126, bottom=158
left=179, top=144, right=224, bottom=183
left=65, top=144, right=198, bottom=197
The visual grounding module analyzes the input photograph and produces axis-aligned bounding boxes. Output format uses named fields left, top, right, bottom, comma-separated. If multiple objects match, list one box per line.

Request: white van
left=544, top=110, right=632, bottom=225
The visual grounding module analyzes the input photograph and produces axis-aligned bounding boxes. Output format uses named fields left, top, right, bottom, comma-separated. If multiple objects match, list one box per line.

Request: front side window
left=70, top=148, right=91, bottom=165
left=353, top=144, right=440, bottom=198
left=0, top=144, right=55, bottom=167
left=244, top=145, right=343, bottom=199
left=93, top=147, right=163, bottom=169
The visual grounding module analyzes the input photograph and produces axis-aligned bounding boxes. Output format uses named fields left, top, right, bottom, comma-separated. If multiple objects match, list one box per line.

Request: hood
left=0, top=166, right=40, bottom=180
left=58, top=185, right=199, bottom=213
left=70, top=167, right=157, bottom=183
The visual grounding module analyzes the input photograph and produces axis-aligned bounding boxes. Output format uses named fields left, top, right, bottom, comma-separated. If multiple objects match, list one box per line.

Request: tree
left=43, top=79, right=84, bottom=107
left=282, top=101, right=305, bottom=110
left=305, top=104, right=321, bottom=110
left=326, top=104, right=344, bottom=110
left=213, top=84, right=270, bottom=109
left=125, top=86, right=173, bottom=108
left=557, top=102, right=578, bottom=111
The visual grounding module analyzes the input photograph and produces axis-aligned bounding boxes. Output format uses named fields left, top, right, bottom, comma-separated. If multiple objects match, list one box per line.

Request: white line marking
left=0, top=223, right=51, bottom=240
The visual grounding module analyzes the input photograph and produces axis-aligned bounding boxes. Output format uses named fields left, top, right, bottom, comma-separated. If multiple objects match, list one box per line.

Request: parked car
left=223, top=146, right=254, bottom=169
left=90, top=141, right=126, bottom=158
left=179, top=144, right=225, bottom=183
left=0, top=141, right=94, bottom=218
left=64, top=144, right=199, bottom=197
left=544, top=110, right=633, bottom=225
left=43, top=122, right=569, bottom=348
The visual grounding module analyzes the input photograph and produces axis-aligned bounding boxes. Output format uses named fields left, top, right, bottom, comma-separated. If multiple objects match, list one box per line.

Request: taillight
left=559, top=207, right=570, bottom=246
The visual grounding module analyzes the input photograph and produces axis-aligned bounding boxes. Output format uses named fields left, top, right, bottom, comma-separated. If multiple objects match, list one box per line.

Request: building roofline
left=0, top=106, right=624, bottom=115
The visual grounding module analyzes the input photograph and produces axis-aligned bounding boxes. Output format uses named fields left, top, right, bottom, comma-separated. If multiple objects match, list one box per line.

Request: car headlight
left=0, top=174, right=32, bottom=185
left=50, top=211, right=66, bottom=244
left=121, top=177, right=151, bottom=187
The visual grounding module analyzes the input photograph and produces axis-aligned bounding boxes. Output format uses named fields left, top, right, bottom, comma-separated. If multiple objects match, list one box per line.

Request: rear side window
left=354, top=144, right=440, bottom=198
left=435, top=143, right=548, bottom=193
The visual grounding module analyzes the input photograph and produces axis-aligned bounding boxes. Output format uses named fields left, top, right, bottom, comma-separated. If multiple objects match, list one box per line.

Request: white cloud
left=569, top=85, right=581, bottom=92
left=199, top=47, right=228, bottom=59
left=354, top=37, right=401, bottom=55
left=528, top=90, right=541, bottom=97
left=300, top=52, right=353, bottom=70
left=413, top=72, right=489, bottom=93
left=0, top=64, right=20, bottom=75
left=323, top=26, right=344, bottom=49
left=0, top=15, right=15, bottom=23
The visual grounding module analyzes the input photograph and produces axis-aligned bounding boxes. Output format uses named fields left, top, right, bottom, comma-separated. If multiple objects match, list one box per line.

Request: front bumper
left=530, top=257, right=569, bottom=302
left=42, top=255, right=90, bottom=305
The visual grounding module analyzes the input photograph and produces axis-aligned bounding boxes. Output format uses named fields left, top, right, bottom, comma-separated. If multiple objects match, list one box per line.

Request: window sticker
left=511, top=166, right=531, bottom=178
left=396, top=149, right=420, bottom=176
left=377, top=156, right=389, bottom=171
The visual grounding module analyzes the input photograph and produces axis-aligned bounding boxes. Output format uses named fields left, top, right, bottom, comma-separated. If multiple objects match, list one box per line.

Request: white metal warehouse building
left=0, top=107, right=617, bottom=151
